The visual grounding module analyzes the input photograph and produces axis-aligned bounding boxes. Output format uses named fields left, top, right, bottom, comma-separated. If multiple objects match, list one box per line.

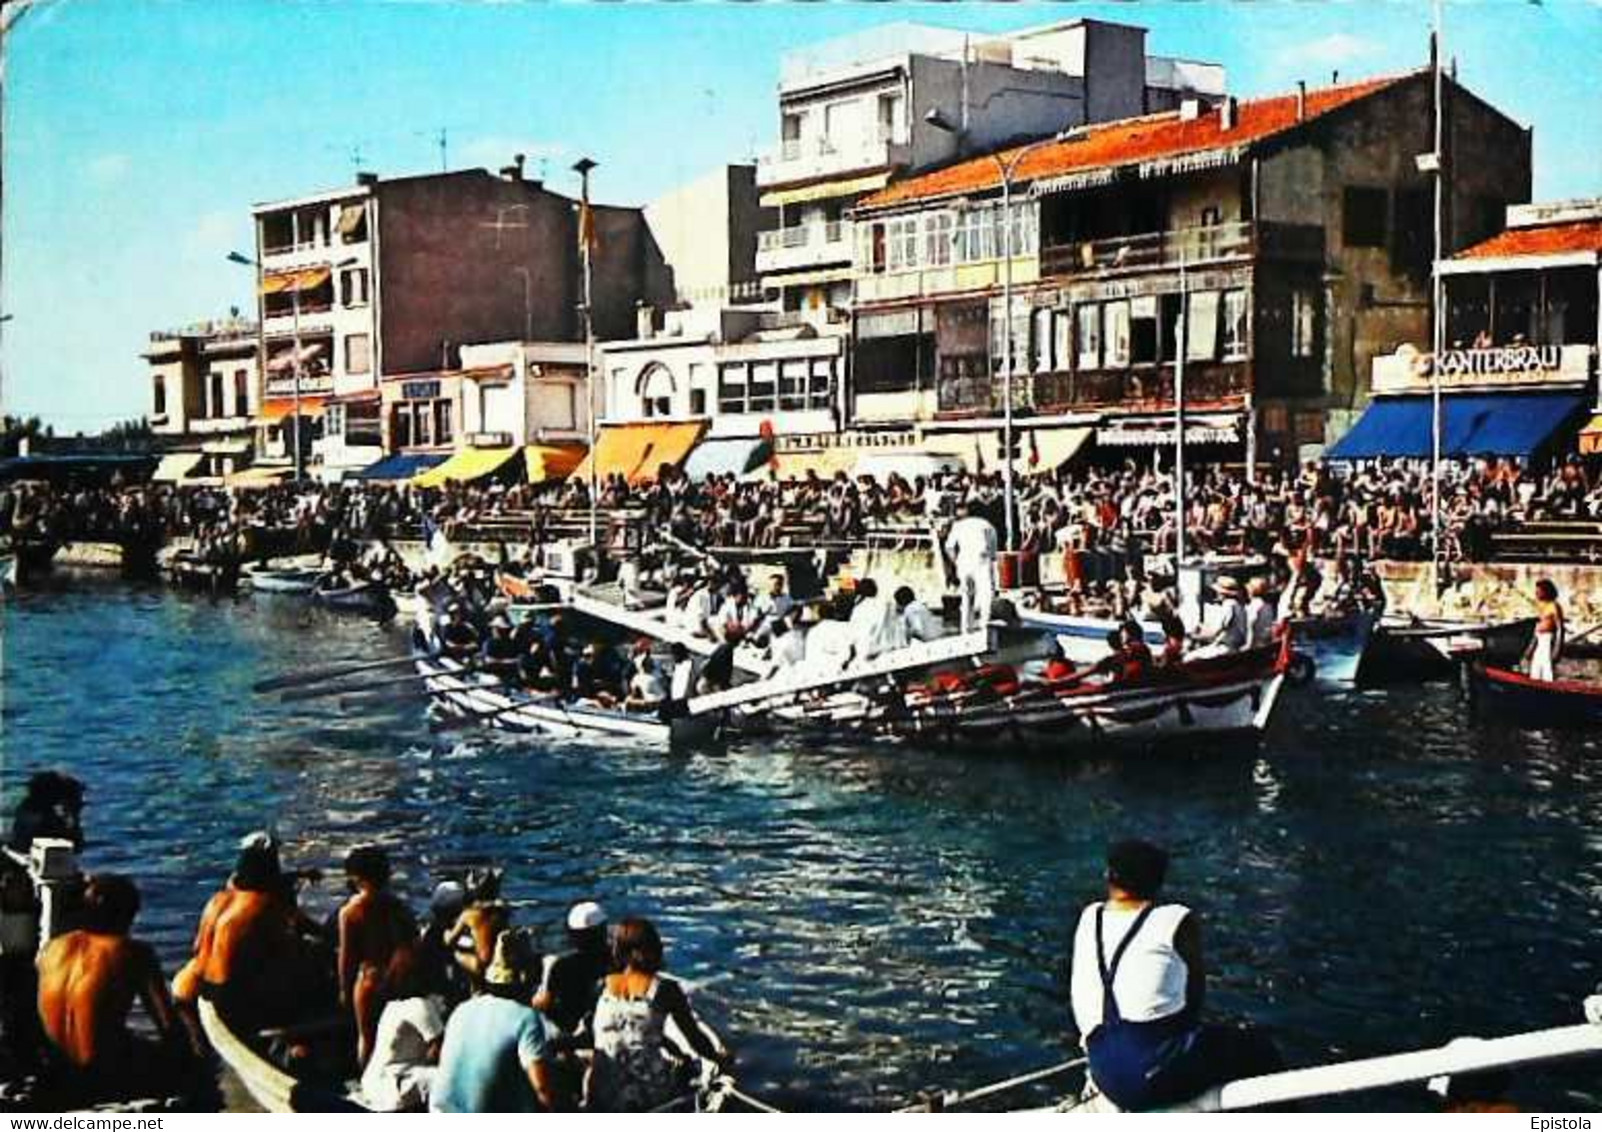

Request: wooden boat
left=1014, top=607, right=1166, bottom=667
left=1360, top=616, right=1536, bottom=685
left=1286, top=607, right=1377, bottom=688
left=166, top=550, right=239, bottom=595
left=834, top=638, right=1291, bottom=752
left=197, top=998, right=364, bottom=1113
left=417, top=654, right=712, bottom=746
left=312, top=578, right=398, bottom=620
left=243, top=565, right=322, bottom=594
left=1468, top=662, right=1602, bottom=728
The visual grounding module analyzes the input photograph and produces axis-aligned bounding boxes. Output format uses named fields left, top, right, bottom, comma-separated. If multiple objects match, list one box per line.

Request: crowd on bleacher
left=3, top=450, right=1598, bottom=570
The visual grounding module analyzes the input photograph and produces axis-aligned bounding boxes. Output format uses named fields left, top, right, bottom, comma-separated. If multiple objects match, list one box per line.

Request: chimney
left=636, top=302, right=656, bottom=339
left=500, top=154, right=526, bottom=182
left=356, top=171, right=378, bottom=187
left=1296, top=81, right=1307, bottom=121
left=1220, top=97, right=1238, bottom=131
left=1180, top=98, right=1201, bottom=122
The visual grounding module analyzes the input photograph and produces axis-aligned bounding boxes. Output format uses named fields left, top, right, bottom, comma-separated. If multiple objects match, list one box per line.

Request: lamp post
left=924, top=109, right=1053, bottom=553
left=573, top=156, right=599, bottom=548
left=228, top=249, right=302, bottom=483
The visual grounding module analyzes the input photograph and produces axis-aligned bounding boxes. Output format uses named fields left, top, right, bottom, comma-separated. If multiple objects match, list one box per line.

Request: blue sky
left=3, top=0, right=1599, bottom=431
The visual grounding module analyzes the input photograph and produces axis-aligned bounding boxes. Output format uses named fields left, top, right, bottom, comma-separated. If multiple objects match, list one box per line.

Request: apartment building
left=249, top=161, right=672, bottom=478
left=848, top=66, right=1531, bottom=470
left=143, top=316, right=260, bottom=481
left=755, top=19, right=1225, bottom=320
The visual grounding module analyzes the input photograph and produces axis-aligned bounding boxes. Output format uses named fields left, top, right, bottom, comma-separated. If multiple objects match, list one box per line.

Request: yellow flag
left=578, top=187, right=599, bottom=257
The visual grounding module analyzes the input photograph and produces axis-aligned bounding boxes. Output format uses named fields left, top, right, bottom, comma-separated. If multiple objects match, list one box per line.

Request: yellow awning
left=569, top=421, right=708, bottom=486
left=259, top=397, right=327, bottom=423
left=1579, top=414, right=1602, bottom=455
left=261, top=267, right=332, bottom=295
left=760, top=172, right=891, bottom=209
left=922, top=427, right=1092, bottom=475
left=152, top=451, right=204, bottom=483
left=225, top=465, right=292, bottom=488
left=523, top=444, right=586, bottom=484
left=411, top=446, right=519, bottom=488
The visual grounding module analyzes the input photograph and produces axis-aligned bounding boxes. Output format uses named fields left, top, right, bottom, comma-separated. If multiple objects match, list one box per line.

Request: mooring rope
left=894, top=1057, right=1089, bottom=1112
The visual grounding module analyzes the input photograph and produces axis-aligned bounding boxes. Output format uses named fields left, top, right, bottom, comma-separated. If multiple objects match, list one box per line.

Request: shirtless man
left=37, top=874, right=196, bottom=1099
left=339, top=845, right=418, bottom=1067
left=444, top=868, right=509, bottom=991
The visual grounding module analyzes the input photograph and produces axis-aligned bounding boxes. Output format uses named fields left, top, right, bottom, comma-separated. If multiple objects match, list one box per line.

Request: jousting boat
left=1468, top=662, right=1602, bottom=729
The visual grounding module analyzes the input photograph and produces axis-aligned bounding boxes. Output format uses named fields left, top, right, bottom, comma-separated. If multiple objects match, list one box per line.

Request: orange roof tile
left=859, top=72, right=1416, bottom=211
left=1454, top=219, right=1602, bottom=260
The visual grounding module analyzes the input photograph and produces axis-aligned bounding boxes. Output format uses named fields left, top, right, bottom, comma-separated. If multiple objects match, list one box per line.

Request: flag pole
left=574, top=157, right=599, bottom=550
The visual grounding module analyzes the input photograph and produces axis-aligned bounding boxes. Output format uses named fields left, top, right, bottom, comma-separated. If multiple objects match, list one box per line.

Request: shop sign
left=401, top=380, right=441, bottom=400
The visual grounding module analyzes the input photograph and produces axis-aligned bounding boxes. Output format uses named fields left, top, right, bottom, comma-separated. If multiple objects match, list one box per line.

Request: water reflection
left=1, top=580, right=1599, bottom=1110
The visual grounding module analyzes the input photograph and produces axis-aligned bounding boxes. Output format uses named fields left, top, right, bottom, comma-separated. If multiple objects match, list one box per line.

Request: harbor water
left=3, top=576, right=1599, bottom=1110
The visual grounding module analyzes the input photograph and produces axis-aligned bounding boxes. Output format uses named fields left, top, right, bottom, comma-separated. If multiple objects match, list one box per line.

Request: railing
left=1028, top=363, right=1250, bottom=411
left=149, top=317, right=259, bottom=343
left=1038, top=222, right=1322, bottom=278
left=757, top=221, right=847, bottom=252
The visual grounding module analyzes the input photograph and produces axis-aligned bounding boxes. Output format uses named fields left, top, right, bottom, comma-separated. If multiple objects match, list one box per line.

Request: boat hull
left=313, top=583, right=397, bottom=619
left=1469, top=663, right=1602, bottom=728
left=244, top=567, right=321, bottom=594
left=1289, top=609, right=1376, bottom=688
left=1361, top=617, right=1536, bottom=685
left=197, top=999, right=364, bottom=1114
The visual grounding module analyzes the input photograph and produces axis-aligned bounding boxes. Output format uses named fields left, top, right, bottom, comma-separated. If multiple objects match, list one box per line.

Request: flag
left=577, top=185, right=599, bottom=258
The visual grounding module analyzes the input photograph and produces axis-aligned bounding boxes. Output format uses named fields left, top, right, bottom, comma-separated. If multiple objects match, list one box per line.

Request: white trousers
left=958, top=563, right=994, bottom=633
left=1530, top=630, right=1557, bottom=682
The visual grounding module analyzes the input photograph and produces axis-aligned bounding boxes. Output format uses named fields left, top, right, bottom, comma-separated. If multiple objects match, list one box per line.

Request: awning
left=570, top=421, right=709, bottom=486
left=337, top=203, right=366, bottom=235
left=349, top=452, right=447, bottom=482
left=327, top=388, right=381, bottom=404
left=760, top=172, right=891, bottom=209
left=225, top=465, right=293, bottom=488
left=923, top=427, right=1093, bottom=476
left=267, top=341, right=329, bottom=374
left=1097, top=415, right=1241, bottom=448
left=261, top=267, right=332, bottom=296
left=854, top=450, right=966, bottom=482
left=766, top=447, right=859, bottom=481
left=201, top=437, right=252, bottom=455
left=152, top=451, right=204, bottom=483
left=682, top=437, right=773, bottom=481
left=259, top=397, right=327, bottom=422
left=524, top=444, right=586, bottom=484
left=1326, top=392, right=1587, bottom=461
left=1579, top=414, right=1602, bottom=456
left=761, top=265, right=851, bottom=288
left=411, top=446, right=520, bottom=488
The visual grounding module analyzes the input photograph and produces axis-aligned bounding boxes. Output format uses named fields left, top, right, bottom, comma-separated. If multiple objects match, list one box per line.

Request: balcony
left=1039, top=221, right=1323, bottom=279
left=756, top=220, right=850, bottom=273
left=1028, top=363, right=1250, bottom=414
left=757, top=132, right=910, bottom=187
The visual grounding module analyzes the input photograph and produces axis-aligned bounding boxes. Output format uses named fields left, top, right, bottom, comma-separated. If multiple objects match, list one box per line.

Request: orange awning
left=524, top=444, right=586, bottom=484
left=259, top=397, right=327, bottom=423
left=569, top=421, right=708, bottom=486
left=261, top=267, right=333, bottom=296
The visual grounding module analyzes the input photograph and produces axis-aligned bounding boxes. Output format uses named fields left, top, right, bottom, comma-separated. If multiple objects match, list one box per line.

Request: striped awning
left=260, top=266, right=332, bottom=296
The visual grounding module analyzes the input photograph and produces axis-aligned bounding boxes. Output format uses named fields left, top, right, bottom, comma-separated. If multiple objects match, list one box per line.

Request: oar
left=279, top=669, right=444, bottom=704
left=429, top=688, right=568, bottom=731
left=254, top=654, right=416, bottom=693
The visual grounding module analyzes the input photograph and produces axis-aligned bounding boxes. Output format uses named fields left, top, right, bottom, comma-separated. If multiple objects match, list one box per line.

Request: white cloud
left=87, top=152, right=130, bottom=183
left=1275, top=32, right=1383, bottom=71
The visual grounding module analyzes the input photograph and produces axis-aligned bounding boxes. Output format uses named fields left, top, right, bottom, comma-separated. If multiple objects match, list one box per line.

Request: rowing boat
left=1360, top=616, right=1535, bottom=684
left=1013, top=607, right=1166, bottom=666
left=1286, top=607, right=1377, bottom=688
left=196, top=998, right=365, bottom=1113
left=1468, top=662, right=1602, bottom=728
left=313, top=579, right=398, bottom=619
left=243, top=566, right=322, bottom=594
left=416, top=654, right=717, bottom=746
left=836, top=638, right=1291, bottom=753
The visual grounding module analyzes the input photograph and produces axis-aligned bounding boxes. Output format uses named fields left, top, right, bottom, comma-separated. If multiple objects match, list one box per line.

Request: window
left=749, top=361, right=778, bottom=412
left=392, top=406, right=413, bottom=448
left=338, top=203, right=368, bottom=245
left=780, top=359, right=809, bottom=410
left=1222, top=290, right=1249, bottom=359
left=809, top=358, right=835, bottom=409
left=433, top=400, right=452, bottom=445
left=877, top=92, right=903, bottom=142
left=1032, top=308, right=1054, bottom=373
left=1185, top=291, right=1221, bottom=362
left=341, top=268, right=370, bottom=308
left=924, top=213, right=954, bottom=267
left=347, top=400, right=382, bottom=447
left=1291, top=288, right=1316, bottom=358
left=325, top=404, right=346, bottom=441
left=718, top=363, right=747, bottom=414
left=1104, top=301, right=1131, bottom=368
left=887, top=217, right=919, bottom=271
left=862, top=222, right=887, bottom=274
left=689, top=389, right=707, bottom=415
left=234, top=369, right=250, bottom=417
left=1262, top=404, right=1289, bottom=434
left=208, top=372, right=224, bottom=418
left=1053, top=309, right=1073, bottom=374
left=1005, top=202, right=1037, bottom=258
left=345, top=333, right=372, bottom=375
left=153, top=376, right=166, bottom=416
left=1342, top=186, right=1388, bottom=249
left=1130, top=296, right=1160, bottom=365
left=1076, top=304, right=1101, bottom=371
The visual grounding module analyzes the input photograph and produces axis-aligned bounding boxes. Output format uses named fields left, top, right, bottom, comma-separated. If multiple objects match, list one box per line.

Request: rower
left=894, top=585, right=944, bottom=644
left=37, top=874, right=199, bottom=1101
left=338, top=845, right=419, bottom=1067
left=1091, top=623, right=1153, bottom=684
left=1069, top=839, right=1281, bottom=1111
left=572, top=641, right=622, bottom=707
left=440, top=604, right=482, bottom=662
left=481, top=615, right=522, bottom=680
left=696, top=623, right=742, bottom=694
left=752, top=572, right=794, bottom=642
left=445, top=868, right=510, bottom=992
left=1041, top=639, right=1078, bottom=683
left=1189, top=576, right=1247, bottom=658
left=533, top=901, right=609, bottom=1037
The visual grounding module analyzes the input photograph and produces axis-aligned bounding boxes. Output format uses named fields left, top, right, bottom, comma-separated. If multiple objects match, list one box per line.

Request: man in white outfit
left=944, top=501, right=998, bottom=634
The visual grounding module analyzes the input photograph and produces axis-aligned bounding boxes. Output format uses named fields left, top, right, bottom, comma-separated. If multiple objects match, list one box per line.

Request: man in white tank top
left=1069, top=839, right=1281, bottom=1111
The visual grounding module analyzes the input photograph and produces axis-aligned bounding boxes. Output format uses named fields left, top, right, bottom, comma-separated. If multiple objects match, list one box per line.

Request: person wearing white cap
left=1189, top=576, right=1248, bottom=659
left=533, top=901, right=610, bottom=1038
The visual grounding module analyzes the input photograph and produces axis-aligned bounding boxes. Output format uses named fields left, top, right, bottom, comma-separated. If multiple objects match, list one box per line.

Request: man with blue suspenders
left=1070, top=839, right=1282, bottom=1110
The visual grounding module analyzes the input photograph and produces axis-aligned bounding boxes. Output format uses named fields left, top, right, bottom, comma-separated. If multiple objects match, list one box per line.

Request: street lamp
left=924, top=108, right=1055, bottom=553
left=228, top=249, right=303, bottom=483
left=573, top=156, right=600, bottom=547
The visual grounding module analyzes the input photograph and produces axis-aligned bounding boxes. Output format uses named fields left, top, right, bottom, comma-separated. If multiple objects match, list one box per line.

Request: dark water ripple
left=2, top=576, right=1600, bottom=1110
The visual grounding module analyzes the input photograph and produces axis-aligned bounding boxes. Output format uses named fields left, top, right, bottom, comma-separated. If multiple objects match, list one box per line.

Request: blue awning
left=350, top=452, right=447, bottom=481
left=682, top=437, right=772, bottom=481
left=1327, top=392, right=1586, bottom=461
